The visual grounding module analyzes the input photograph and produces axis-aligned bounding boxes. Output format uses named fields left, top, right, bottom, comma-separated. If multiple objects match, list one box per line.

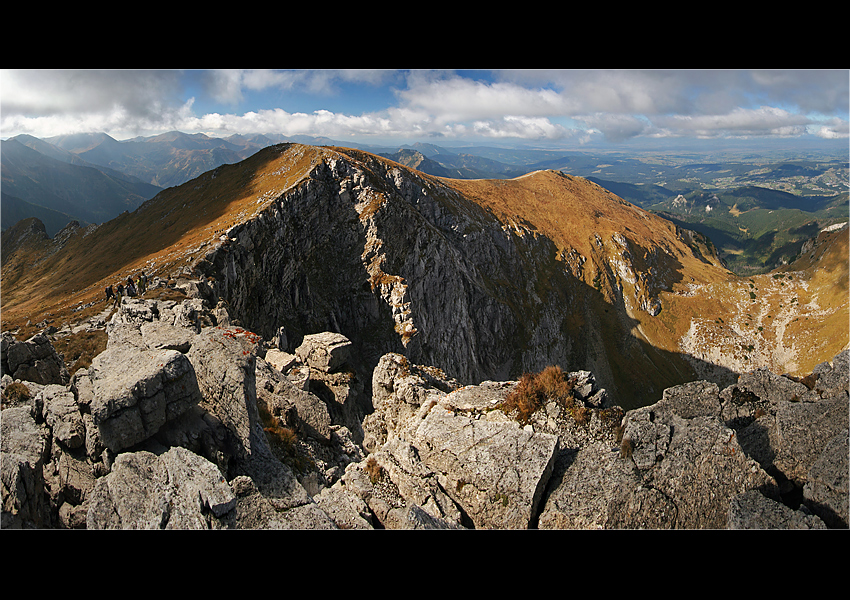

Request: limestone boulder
left=313, top=483, right=375, bottom=530
left=717, top=350, right=849, bottom=518
left=402, top=383, right=559, bottom=529
left=611, top=404, right=778, bottom=529
left=255, top=356, right=332, bottom=444
left=363, top=352, right=459, bottom=453
left=728, top=489, right=826, bottom=529
left=39, top=384, right=85, bottom=450
left=78, top=344, right=203, bottom=452
left=187, top=326, right=268, bottom=462
left=186, top=326, right=316, bottom=511
left=803, top=430, right=849, bottom=528
left=107, top=297, right=201, bottom=352
left=264, top=349, right=299, bottom=374
left=216, top=474, right=337, bottom=530
left=2, top=333, right=70, bottom=386
left=537, top=375, right=779, bottom=529
left=295, top=332, right=352, bottom=373
left=337, top=458, right=463, bottom=530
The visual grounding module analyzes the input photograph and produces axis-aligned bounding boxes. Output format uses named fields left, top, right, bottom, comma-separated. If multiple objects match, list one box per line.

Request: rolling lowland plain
left=1, top=132, right=848, bottom=410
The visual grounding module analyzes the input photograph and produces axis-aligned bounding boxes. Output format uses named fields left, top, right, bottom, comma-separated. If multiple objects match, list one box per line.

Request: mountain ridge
left=1, top=143, right=846, bottom=409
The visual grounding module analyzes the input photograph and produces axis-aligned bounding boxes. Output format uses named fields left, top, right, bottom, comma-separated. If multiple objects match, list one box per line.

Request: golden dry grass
left=448, top=170, right=730, bottom=287
left=52, top=329, right=108, bottom=376
left=500, top=365, right=578, bottom=425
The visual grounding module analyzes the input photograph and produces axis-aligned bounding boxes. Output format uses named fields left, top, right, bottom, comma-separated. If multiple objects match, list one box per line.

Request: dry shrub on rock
left=500, top=365, right=579, bottom=425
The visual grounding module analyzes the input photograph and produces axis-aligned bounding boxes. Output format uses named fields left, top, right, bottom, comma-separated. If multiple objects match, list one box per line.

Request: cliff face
left=193, top=146, right=726, bottom=407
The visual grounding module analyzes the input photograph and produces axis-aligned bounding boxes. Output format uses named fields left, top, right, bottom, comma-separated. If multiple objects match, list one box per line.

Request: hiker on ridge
left=114, top=283, right=124, bottom=308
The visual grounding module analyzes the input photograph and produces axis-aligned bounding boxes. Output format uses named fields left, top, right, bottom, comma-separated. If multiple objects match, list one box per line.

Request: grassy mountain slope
left=650, top=224, right=848, bottom=379
left=1, top=144, right=319, bottom=332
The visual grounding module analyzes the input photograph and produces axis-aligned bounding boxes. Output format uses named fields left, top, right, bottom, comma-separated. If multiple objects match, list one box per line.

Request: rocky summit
left=1, top=143, right=847, bottom=529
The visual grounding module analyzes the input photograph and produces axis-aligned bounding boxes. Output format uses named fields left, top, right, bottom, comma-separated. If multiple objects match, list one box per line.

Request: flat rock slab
left=410, top=400, right=558, bottom=529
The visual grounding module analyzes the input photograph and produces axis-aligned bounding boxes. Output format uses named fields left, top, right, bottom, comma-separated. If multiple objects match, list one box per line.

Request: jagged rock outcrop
left=75, top=345, right=202, bottom=452
left=295, top=332, right=352, bottom=373
left=86, top=446, right=237, bottom=529
left=2, top=282, right=846, bottom=529
left=537, top=350, right=849, bottom=529
left=2, top=332, right=70, bottom=386
left=1, top=405, right=49, bottom=528
left=192, top=148, right=635, bottom=401
left=717, top=353, right=850, bottom=528
left=342, top=349, right=848, bottom=529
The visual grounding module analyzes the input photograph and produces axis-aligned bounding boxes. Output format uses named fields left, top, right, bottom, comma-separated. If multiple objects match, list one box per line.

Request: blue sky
left=1, top=69, right=848, bottom=150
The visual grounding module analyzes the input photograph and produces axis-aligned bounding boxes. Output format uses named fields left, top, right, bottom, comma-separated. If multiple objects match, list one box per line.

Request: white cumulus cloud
left=1, top=69, right=847, bottom=146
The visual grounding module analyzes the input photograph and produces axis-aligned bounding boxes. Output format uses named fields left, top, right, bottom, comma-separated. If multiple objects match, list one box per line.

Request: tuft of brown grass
left=364, top=456, right=384, bottom=484
left=2, top=381, right=31, bottom=407
left=52, top=329, right=108, bottom=376
left=500, top=365, right=578, bottom=425
left=620, top=436, right=634, bottom=459
left=570, top=405, right=592, bottom=426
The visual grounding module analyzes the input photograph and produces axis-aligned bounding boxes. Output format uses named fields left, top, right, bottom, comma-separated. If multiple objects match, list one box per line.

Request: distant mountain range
left=1, top=131, right=290, bottom=235
left=1, top=138, right=162, bottom=235
left=2, top=131, right=846, bottom=276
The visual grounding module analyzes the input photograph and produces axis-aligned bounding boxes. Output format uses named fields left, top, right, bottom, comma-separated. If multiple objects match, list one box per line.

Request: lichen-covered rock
left=727, top=489, right=826, bottom=529
left=718, top=350, right=849, bottom=516
left=186, top=326, right=321, bottom=517
left=313, top=483, right=375, bottom=530
left=612, top=406, right=778, bottom=529
left=217, top=474, right=337, bottom=530
left=803, top=430, right=849, bottom=528
left=187, top=326, right=268, bottom=462
left=406, top=391, right=559, bottom=530
left=264, top=348, right=299, bottom=374
left=86, top=446, right=237, bottom=529
left=537, top=440, right=640, bottom=530
left=363, top=352, right=459, bottom=453
left=39, top=384, right=85, bottom=450
left=771, top=395, right=848, bottom=486
left=255, top=356, right=332, bottom=444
